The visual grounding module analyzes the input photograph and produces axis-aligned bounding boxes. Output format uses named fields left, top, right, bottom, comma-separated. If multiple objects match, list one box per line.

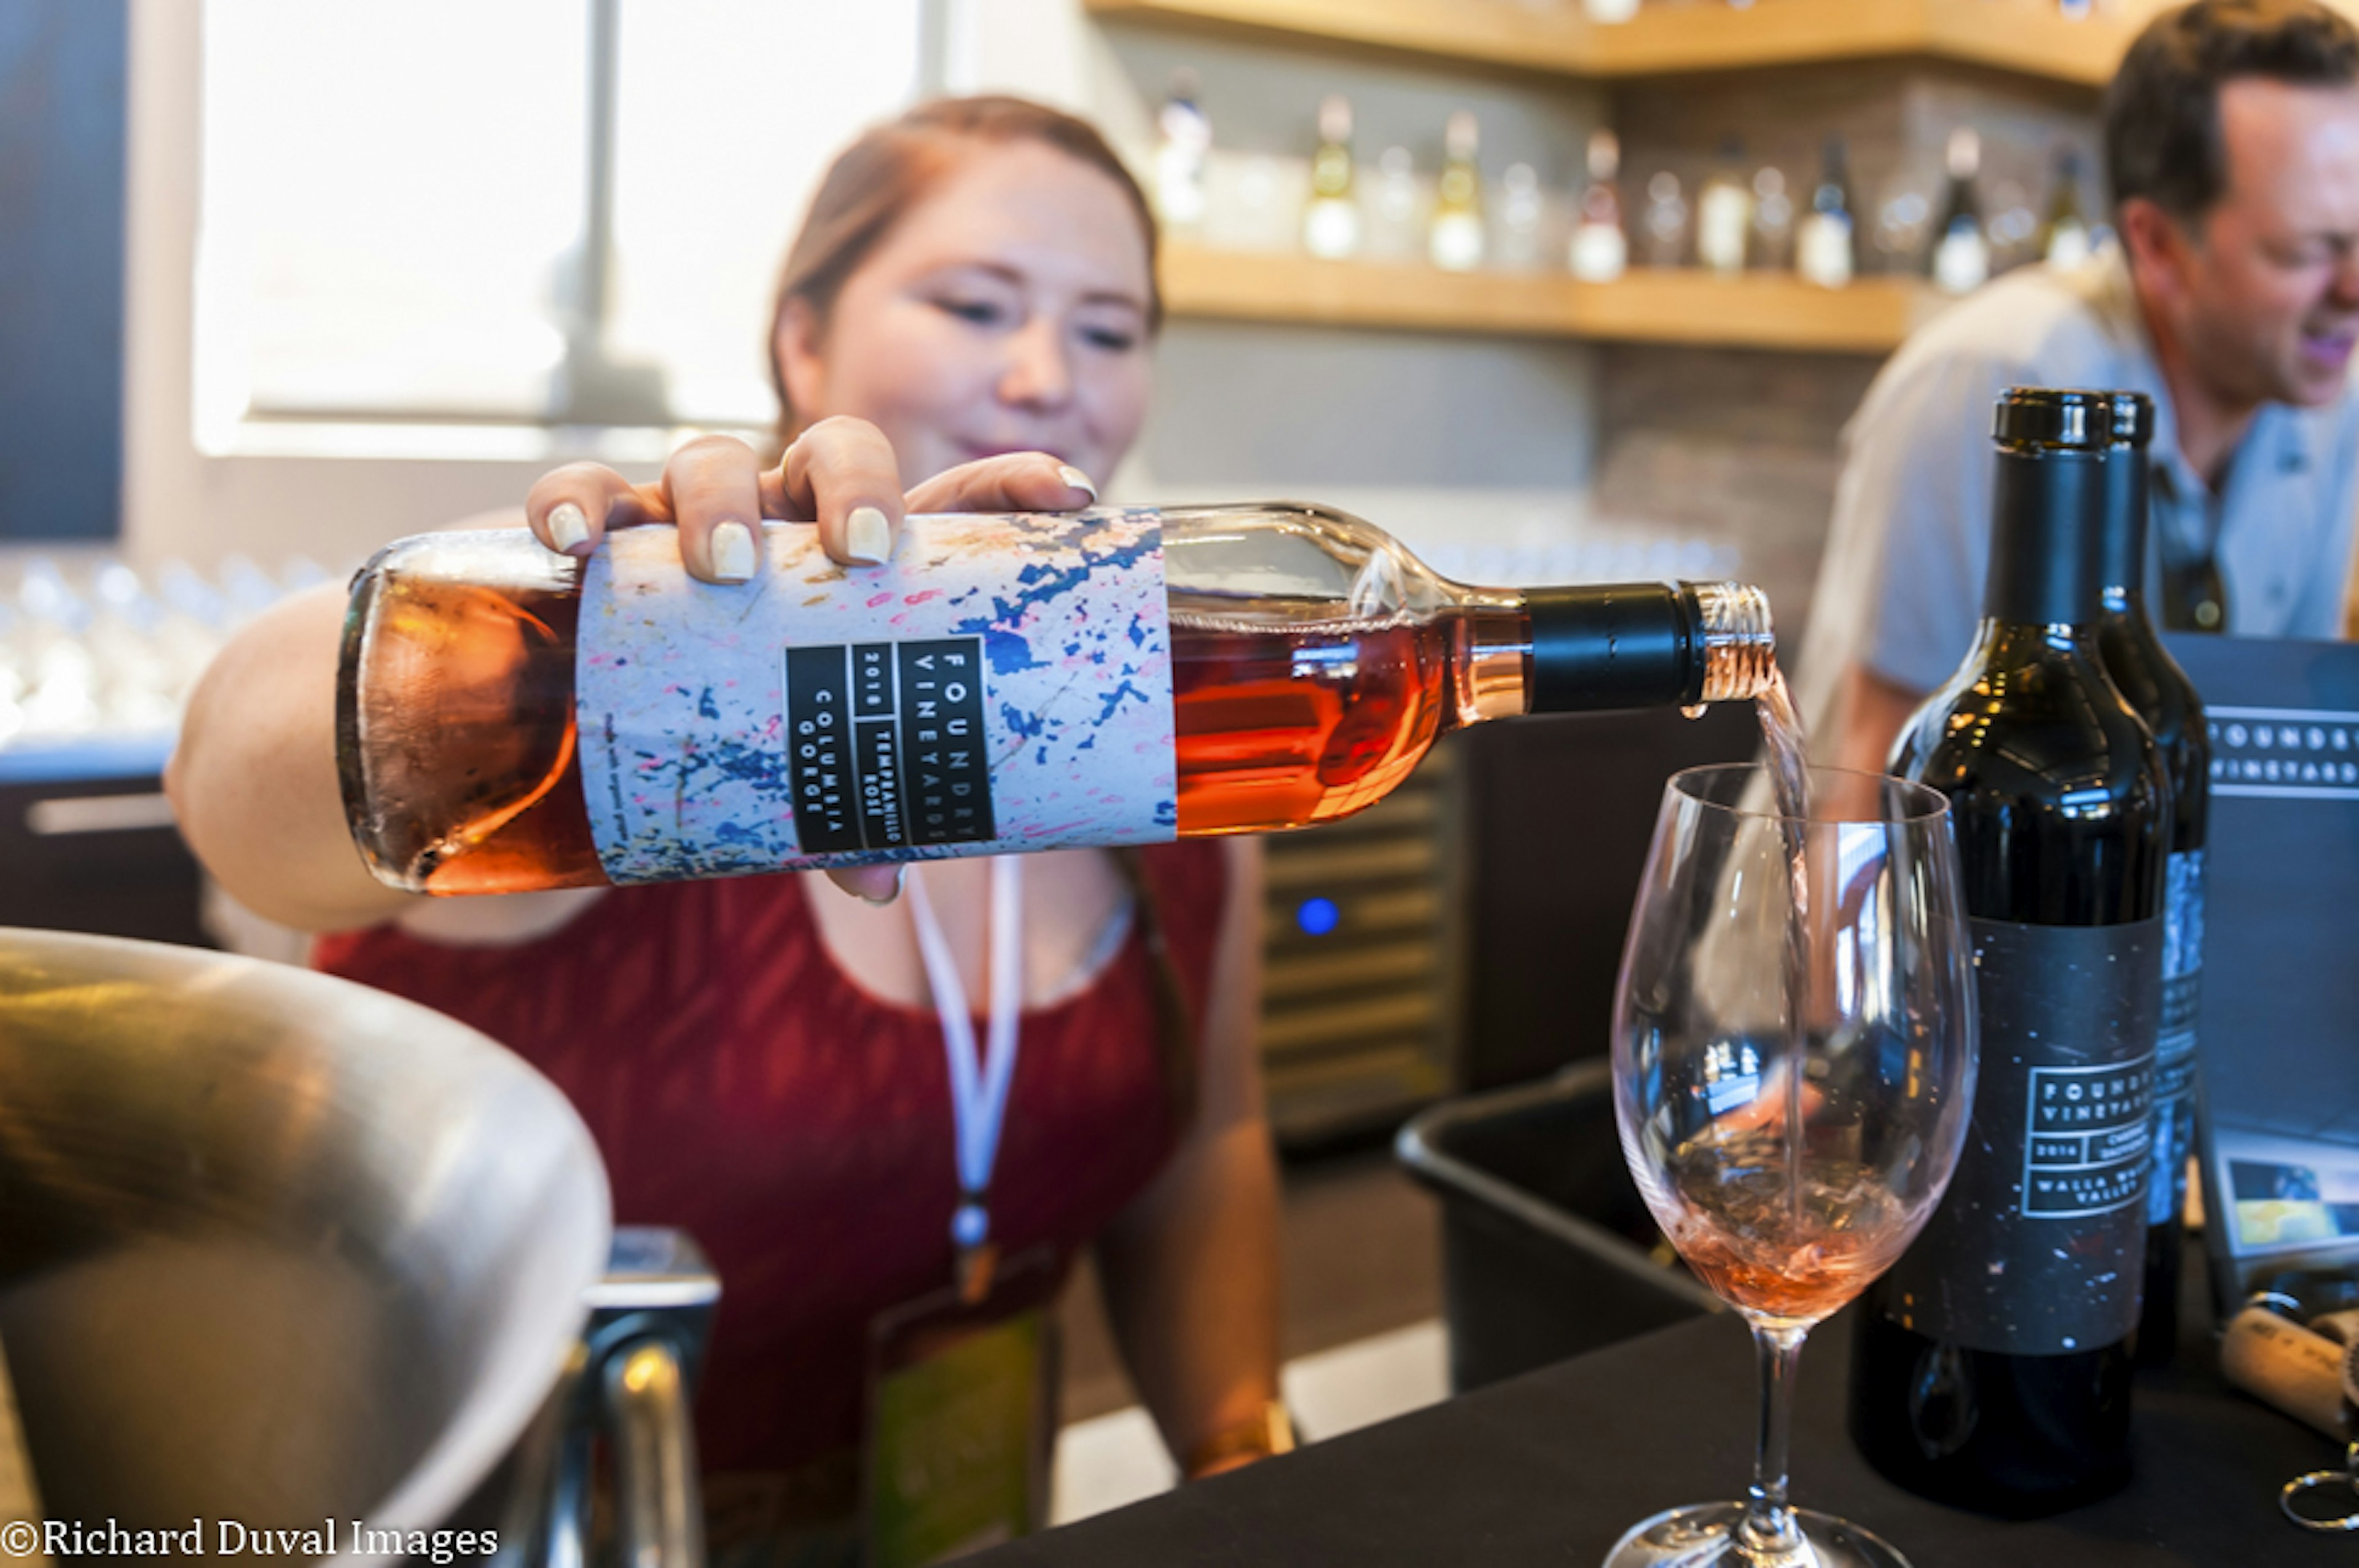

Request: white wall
left=115, top=0, right=1606, bottom=575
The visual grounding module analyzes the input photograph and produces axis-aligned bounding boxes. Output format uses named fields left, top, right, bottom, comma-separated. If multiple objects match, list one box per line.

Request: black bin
left=1396, top=1059, right=1722, bottom=1394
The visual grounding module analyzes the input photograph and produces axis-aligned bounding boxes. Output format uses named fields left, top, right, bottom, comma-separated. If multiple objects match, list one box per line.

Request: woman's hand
left=523, top=417, right=1098, bottom=899
left=521, top=416, right=1098, bottom=579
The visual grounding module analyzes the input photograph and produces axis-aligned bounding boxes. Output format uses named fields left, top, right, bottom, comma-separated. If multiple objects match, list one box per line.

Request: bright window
left=195, top=0, right=921, bottom=451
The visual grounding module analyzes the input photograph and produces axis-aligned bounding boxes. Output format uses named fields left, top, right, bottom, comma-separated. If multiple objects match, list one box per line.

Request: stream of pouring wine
left=1757, top=668, right=1813, bottom=1227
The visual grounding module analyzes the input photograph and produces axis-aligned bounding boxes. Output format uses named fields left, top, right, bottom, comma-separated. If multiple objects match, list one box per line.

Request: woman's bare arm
left=166, top=582, right=411, bottom=932
left=167, top=432, right=1100, bottom=930
left=1093, top=838, right=1286, bottom=1476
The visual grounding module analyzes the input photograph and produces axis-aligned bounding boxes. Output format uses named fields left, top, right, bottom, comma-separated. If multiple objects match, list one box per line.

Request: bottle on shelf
left=1496, top=163, right=1546, bottom=271
left=1795, top=135, right=1856, bottom=289
left=1429, top=111, right=1486, bottom=272
left=1850, top=388, right=2169, bottom=1517
left=337, top=505, right=1777, bottom=895
left=1215, top=152, right=1291, bottom=253
left=1872, top=182, right=1935, bottom=275
left=1368, top=146, right=1422, bottom=260
left=2090, top=396, right=2209, bottom=1369
left=1694, top=135, right=1753, bottom=278
left=1153, top=68, right=1211, bottom=234
left=1929, top=127, right=1992, bottom=294
left=1748, top=165, right=1794, bottom=271
left=1302, top=93, right=1361, bottom=261
left=2041, top=147, right=2095, bottom=270
left=1640, top=171, right=1688, bottom=268
left=1568, top=129, right=1627, bottom=283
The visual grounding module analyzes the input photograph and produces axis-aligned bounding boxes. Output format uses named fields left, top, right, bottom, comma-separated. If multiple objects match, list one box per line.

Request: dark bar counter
left=983, top=1297, right=2350, bottom=1567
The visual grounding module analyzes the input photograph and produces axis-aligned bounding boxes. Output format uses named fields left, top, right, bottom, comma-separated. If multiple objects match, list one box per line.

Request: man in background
left=1800, top=0, right=2359, bottom=771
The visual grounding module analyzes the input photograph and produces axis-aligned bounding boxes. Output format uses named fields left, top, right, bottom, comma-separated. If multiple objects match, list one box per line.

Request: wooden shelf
left=1085, top=0, right=2152, bottom=88
left=1161, top=243, right=1952, bottom=353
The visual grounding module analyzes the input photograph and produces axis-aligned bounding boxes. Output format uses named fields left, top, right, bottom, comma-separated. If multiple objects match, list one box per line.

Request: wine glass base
left=1604, top=1501, right=1911, bottom=1568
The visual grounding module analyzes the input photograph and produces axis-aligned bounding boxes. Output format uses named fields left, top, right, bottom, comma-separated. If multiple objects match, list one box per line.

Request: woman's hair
left=765, top=95, right=1162, bottom=451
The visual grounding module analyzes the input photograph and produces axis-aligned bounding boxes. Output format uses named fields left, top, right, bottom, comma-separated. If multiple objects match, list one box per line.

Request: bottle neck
left=1451, top=582, right=1775, bottom=725
left=2096, top=444, right=2151, bottom=597
left=1983, top=445, right=2108, bottom=627
left=1452, top=596, right=1536, bottom=730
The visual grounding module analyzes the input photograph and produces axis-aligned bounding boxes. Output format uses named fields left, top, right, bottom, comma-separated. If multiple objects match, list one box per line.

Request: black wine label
left=784, top=639, right=996, bottom=854
left=2146, top=849, right=2204, bottom=1225
left=1879, top=915, right=2162, bottom=1355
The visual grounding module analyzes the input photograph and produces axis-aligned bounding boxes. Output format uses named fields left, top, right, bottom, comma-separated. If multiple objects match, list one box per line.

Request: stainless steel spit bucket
left=0, top=928, right=613, bottom=1561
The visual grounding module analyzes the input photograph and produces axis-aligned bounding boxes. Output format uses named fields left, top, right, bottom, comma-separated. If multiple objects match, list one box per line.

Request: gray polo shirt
left=1794, top=247, right=2359, bottom=752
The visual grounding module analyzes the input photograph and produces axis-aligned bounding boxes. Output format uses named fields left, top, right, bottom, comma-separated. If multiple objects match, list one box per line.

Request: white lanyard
left=904, top=857, right=1023, bottom=1278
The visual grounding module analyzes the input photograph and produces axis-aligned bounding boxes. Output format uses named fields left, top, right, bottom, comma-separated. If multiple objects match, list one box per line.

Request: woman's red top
left=311, top=843, right=1225, bottom=1477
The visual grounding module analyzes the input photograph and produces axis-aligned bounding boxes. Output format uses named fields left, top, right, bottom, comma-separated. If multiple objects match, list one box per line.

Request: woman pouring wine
left=171, top=90, right=1778, bottom=1564
left=170, top=96, right=1286, bottom=1564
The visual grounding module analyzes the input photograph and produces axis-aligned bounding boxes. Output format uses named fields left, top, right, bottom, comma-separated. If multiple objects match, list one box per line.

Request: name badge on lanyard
left=864, top=859, right=1058, bottom=1567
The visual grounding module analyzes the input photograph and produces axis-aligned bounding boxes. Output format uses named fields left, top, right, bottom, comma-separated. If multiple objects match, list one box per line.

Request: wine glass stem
left=1739, top=1320, right=1807, bottom=1559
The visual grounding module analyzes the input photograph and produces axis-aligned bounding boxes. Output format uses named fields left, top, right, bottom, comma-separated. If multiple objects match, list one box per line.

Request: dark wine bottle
left=1928, top=127, right=1990, bottom=294
left=2092, top=393, right=2209, bottom=1368
left=1850, top=388, right=2170, bottom=1516
left=2039, top=147, right=2094, bottom=268
left=1796, top=135, right=1856, bottom=288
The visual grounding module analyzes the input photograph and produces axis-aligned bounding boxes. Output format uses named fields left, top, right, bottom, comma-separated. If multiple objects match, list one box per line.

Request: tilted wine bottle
left=1848, top=389, right=2170, bottom=1515
left=2090, top=393, right=2210, bottom=1368
left=337, top=502, right=1775, bottom=894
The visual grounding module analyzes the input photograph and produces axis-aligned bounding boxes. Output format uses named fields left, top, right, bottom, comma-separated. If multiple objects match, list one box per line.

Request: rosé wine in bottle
left=336, top=502, right=1775, bottom=895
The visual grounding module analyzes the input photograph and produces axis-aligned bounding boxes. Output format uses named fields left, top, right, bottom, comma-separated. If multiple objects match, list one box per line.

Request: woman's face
left=777, top=140, right=1156, bottom=489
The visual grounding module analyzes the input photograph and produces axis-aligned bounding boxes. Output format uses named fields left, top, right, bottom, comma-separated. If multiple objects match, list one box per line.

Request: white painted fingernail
left=547, top=501, right=590, bottom=555
left=847, top=505, right=891, bottom=566
left=709, top=521, right=756, bottom=583
left=858, top=865, right=907, bottom=907
left=1056, top=464, right=1098, bottom=502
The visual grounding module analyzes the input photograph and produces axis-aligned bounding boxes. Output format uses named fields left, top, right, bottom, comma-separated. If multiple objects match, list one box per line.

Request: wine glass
left=1606, top=764, right=1977, bottom=1568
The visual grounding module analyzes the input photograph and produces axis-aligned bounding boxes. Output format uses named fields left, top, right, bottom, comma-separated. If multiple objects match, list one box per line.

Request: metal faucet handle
left=502, top=1228, right=721, bottom=1568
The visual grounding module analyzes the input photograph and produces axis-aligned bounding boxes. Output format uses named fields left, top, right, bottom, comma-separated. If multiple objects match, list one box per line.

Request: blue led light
left=1296, top=897, right=1341, bottom=937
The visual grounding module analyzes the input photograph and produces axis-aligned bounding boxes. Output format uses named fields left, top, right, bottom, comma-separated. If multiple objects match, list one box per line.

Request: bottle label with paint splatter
left=575, top=512, right=1177, bottom=884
